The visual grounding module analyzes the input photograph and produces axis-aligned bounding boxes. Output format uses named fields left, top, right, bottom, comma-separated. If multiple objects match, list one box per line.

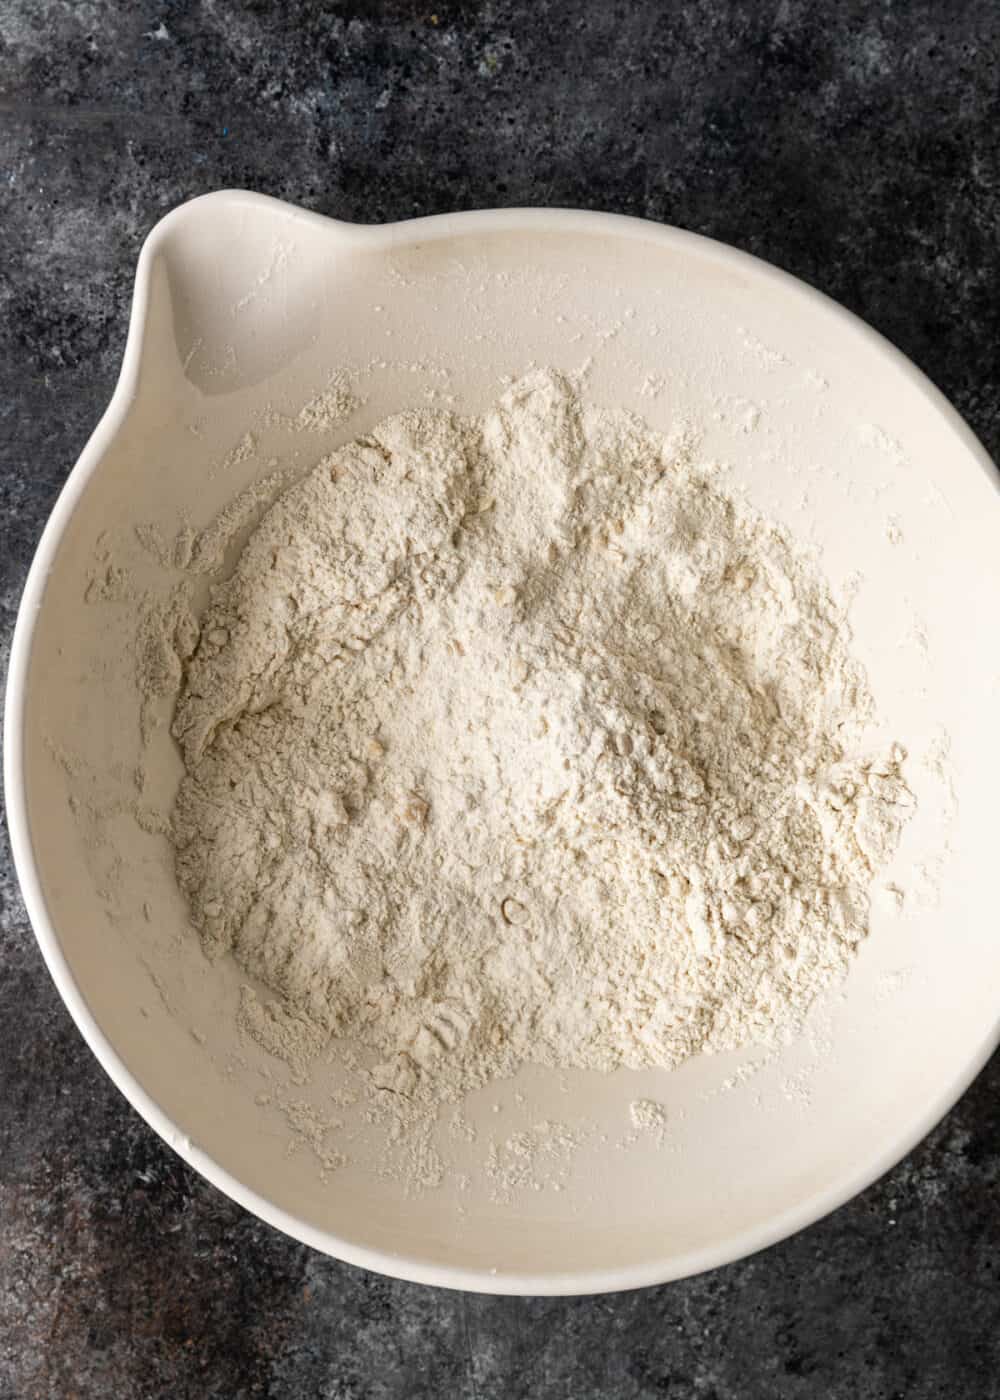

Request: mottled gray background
left=2, top=2, right=999, bottom=1397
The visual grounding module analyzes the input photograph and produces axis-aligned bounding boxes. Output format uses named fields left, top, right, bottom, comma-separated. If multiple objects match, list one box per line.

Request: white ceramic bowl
left=6, top=192, right=1000, bottom=1294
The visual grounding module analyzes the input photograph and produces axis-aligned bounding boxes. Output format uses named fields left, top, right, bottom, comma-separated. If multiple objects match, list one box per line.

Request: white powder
left=167, top=369, right=912, bottom=1108
left=261, top=373, right=358, bottom=435
left=630, top=1099, right=669, bottom=1133
left=485, top=1120, right=586, bottom=1203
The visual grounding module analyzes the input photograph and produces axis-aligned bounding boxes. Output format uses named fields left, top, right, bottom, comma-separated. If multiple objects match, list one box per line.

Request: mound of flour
left=168, top=370, right=912, bottom=1104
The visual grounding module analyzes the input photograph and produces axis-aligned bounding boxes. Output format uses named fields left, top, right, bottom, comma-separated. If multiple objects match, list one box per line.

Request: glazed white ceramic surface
left=5, top=192, right=999, bottom=1294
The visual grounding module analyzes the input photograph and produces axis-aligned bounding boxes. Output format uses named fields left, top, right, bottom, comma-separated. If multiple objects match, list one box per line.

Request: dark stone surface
left=2, top=1, right=999, bottom=1395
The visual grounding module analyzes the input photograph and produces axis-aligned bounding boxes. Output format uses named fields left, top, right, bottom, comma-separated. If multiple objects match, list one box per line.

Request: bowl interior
left=14, top=195, right=1000, bottom=1292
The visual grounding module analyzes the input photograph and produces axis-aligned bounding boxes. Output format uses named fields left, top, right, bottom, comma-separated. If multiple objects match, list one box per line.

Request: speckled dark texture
left=2, top=2, right=999, bottom=1395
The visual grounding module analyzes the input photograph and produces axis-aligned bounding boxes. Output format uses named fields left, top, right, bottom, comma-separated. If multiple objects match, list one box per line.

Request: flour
left=629, top=1099, right=669, bottom=1135
left=261, top=373, right=358, bottom=435
left=215, top=431, right=257, bottom=475
left=484, top=1120, right=586, bottom=1203
left=623, top=1099, right=671, bottom=1150
left=165, top=369, right=913, bottom=1109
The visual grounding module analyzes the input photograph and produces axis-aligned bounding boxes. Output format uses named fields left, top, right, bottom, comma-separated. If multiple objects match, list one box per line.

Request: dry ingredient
left=167, top=369, right=912, bottom=1107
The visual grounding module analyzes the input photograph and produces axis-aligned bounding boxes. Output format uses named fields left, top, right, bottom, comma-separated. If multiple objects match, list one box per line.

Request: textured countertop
left=2, top=3, right=999, bottom=1397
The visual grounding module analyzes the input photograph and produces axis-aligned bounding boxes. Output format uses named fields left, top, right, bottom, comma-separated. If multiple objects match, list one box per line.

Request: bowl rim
left=5, top=190, right=999, bottom=1295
